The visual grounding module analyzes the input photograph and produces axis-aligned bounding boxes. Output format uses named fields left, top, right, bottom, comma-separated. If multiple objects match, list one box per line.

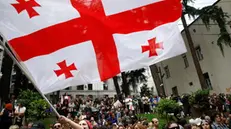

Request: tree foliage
left=27, top=99, right=51, bottom=121
left=126, top=68, right=147, bottom=92
left=140, top=83, right=152, bottom=97
left=189, top=89, right=210, bottom=109
left=156, top=99, right=181, bottom=114
left=120, top=68, right=147, bottom=96
left=17, top=90, right=52, bottom=121
left=183, top=0, right=231, bottom=55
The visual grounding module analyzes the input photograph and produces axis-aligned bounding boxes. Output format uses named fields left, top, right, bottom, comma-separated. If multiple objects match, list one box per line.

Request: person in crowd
left=28, top=122, right=33, bottom=129
left=166, top=122, right=180, bottom=129
left=79, top=119, right=93, bottom=129
left=142, top=95, right=150, bottom=114
left=53, top=122, right=62, bottom=129
left=152, top=118, right=159, bottom=129
left=30, top=122, right=45, bottom=129
left=60, top=99, right=69, bottom=117
left=124, top=96, right=134, bottom=111
left=9, top=125, right=20, bottom=129
left=201, top=120, right=211, bottom=129
left=211, top=112, right=228, bottom=129
left=90, top=116, right=98, bottom=126
left=1, top=102, right=13, bottom=129
left=134, top=123, right=147, bottom=129
left=14, top=103, right=26, bottom=127
left=148, top=122, right=154, bottom=129
left=69, top=100, right=76, bottom=113
left=109, top=113, right=118, bottom=124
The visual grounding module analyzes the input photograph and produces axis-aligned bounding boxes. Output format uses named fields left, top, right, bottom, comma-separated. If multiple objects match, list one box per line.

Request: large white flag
left=0, top=0, right=186, bottom=94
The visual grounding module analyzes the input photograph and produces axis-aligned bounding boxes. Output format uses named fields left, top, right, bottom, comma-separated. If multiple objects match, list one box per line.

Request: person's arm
left=59, top=116, right=83, bottom=129
left=0, top=109, right=4, bottom=116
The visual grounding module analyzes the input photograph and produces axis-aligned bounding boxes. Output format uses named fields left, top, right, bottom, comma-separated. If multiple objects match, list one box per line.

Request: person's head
left=31, top=122, right=45, bottom=129
left=191, top=124, right=202, bottom=129
left=79, top=120, right=93, bottom=129
left=204, top=116, right=211, bottom=122
left=220, top=113, right=226, bottom=124
left=111, top=113, right=115, bottom=118
left=53, top=123, right=62, bottom=129
left=166, top=122, right=179, bottom=129
left=67, top=113, right=72, bottom=118
left=28, top=122, right=34, bottom=129
left=5, top=103, right=13, bottom=111
left=152, top=118, right=159, bottom=127
left=118, top=125, right=125, bottom=129
left=74, top=117, right=80, bottom=123
left=134, top=123, right=146, bottom=129
left=18, top=103, right=22, bottom=107
left=148, top=122, right=153, bottom=128
left=112, top=123, right=118, bottom=129
left=184, top=124, right=192, bottom=129
left=211, top=113, right=221, bottom=123
left=201, top=120, right=210, bottom=129
left=63, top=99, right=68, bottom=105
left=11, top=94, right=16, bottom=99
left=9, top=125, right=19, bottom=129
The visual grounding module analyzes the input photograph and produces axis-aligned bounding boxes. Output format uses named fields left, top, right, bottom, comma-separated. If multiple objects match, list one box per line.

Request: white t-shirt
left=142, top=96, right=149, bottom=104
left=125, top=98, right=133, bottom=106
left=15, top=106, right=26, bottom=114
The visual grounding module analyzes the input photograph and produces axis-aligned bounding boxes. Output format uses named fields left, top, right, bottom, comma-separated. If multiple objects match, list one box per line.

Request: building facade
left=59, top=79, right=117, bottom=98
left=57, top=69, right=157, bottom=99
left=154, top=0, right=231, bottom=96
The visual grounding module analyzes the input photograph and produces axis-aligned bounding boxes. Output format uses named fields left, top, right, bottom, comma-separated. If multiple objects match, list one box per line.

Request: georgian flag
left=0, top=0, right=186, bottom=94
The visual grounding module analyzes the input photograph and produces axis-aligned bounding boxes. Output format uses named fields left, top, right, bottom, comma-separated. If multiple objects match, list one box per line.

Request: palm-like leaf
left=183, top=1, right=231, bottom=55
left=125, top=68, right=147, bottom=91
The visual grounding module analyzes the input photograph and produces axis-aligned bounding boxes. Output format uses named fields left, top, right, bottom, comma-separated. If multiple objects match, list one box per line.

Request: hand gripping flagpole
left=0, top=38, right=60, bottom=117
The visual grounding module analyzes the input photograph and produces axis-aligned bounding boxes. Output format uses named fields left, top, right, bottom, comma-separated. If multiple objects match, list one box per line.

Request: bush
left=17, top=90, right=52, bottom=121
left=27, top=99, right=52, bottom=121
left=189, top=89, right=210, bottom=110
left=189, top=89, right=210, bottom=106
left=156, top=99, right=181, bottom=114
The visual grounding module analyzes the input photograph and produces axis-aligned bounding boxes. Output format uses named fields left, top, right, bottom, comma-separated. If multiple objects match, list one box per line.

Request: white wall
left=156, top=0, right=231, bottom=95
left=59, top=78, right=117, bottom=98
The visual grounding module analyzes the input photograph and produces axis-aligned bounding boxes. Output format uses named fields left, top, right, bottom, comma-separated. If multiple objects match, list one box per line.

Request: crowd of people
left=1, top=93, right=231, bottom=129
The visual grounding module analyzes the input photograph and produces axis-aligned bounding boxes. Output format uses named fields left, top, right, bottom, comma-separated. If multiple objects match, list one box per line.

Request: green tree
left=181, top=0, right=229, bottom=89
left=126, top=68, right=147, bottom=93
left=17, top=90, right=51, bottom=121
left=156, top=99, right=181, bottom=121
left=120, top=68, right=147, bottom=97
left=140, top=83, right=152, bottom=97
left=27, top=99, right=51, bottom=121
left=183, top=0, right=231, bottom=55
left=189, top=89, right=210, bottom=117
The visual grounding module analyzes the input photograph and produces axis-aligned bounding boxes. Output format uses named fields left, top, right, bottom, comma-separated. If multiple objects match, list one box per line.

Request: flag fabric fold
left=0, top=0, right=186, bottom=94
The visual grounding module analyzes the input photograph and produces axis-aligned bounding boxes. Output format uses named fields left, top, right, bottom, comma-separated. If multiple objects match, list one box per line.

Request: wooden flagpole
left=0, top=39, right=60, bottom=117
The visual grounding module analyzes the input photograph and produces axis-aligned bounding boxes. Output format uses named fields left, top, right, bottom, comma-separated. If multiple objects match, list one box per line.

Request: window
left=182, top=54, right=189, bottom=68
left=103, top=83, right=108, bottom=90
left=172, top=86, right=179, bottom=96
left=195, top=46, right=203, bottom=61
left=65, top=87, right=70, bottom=90
left=203, top=72, right=212, bottom=90
left=77, top=85, right=84, bottom=90
left=164, top=66, right=170, bottom=78
left=88, top=84, right=93, bottom=90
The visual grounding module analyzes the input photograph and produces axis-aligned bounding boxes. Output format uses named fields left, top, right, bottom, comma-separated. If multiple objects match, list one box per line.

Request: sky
left=178, top=0, right=217, bottom=30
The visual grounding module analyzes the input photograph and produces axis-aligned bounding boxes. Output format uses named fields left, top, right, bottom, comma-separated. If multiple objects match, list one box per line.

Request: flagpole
left=0, top=39, right=60, bottom=117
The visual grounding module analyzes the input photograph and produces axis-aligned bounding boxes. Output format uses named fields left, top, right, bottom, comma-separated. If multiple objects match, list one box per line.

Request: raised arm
left=59, top=116, right=83, bottom=129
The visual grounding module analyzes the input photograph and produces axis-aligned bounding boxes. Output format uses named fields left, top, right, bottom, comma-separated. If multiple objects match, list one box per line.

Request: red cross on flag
left=0, top=0, right=186, bottom=94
